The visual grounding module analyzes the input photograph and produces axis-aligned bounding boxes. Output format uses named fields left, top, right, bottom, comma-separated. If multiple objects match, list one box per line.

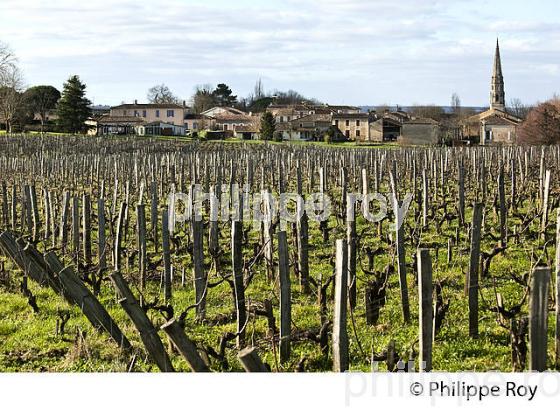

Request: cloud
left=0, top=0, right=559, bottom=105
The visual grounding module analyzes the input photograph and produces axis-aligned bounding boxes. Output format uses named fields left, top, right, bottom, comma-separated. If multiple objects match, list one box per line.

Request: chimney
left=182, top=100, right=186, bottom=107
left=134, top=99, right=138, bottom=105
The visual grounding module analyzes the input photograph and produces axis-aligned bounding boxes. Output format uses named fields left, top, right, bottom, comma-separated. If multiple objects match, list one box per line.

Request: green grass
left=0, top=201, right=549, bottom=372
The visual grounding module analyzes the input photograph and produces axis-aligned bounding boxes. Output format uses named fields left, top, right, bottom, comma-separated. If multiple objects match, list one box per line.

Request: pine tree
left=260, top=111, right=276, bottom=141
left=57, top=75, right=91, bottom=134
left=212, top=83, right=237, bottom=107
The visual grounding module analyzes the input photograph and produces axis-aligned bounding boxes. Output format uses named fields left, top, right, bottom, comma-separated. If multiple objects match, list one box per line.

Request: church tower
left=490, top=38, right=506, bottom=111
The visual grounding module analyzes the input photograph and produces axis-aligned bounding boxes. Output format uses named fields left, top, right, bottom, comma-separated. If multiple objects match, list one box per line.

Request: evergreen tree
left=212, top=83, right=237, bottom=107
left=260, top=111, right=276, bottom=141
left=57, top=75, right=91, bottom=134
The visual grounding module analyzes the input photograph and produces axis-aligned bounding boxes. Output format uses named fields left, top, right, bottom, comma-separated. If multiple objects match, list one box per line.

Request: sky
left=1, top=0, right=559, bottom=107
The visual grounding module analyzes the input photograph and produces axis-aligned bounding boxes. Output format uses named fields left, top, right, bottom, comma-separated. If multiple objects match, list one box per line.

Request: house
left=278, top=113, right=332, bottom=141
left=332, top=112, right=370, bottom=141
left=461, top=39, right=522, bottom=144
left=369, top=114, right=405, bottom=142
left=184, top=114, right=206, bottom=134
left=109, top=101, right=188, bottom=127
left=137, top=121, right=186, bottom=137
left=267, top=103, right=361, bottom=125
left=201, top=106, right=255, bottom=133
left=234, top=124, right=260, bottom=140
left=267, top=104, right=316, bottom=124
left=319, top=104, right=362, bottom=114
left=97, top=115, right=144, bottom=135
left=201, top=106, right=247, bottom=118
left=96, top=100, right=190, bottom=136
left=400, top=118, right=442, bottom=145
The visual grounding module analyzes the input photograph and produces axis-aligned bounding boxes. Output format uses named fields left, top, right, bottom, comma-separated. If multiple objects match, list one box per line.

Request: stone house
left=277, top=113, right=332, bottom=141
left=332, top=112, right=370, bottom=141
left=400, top=118, right=442, bottom=145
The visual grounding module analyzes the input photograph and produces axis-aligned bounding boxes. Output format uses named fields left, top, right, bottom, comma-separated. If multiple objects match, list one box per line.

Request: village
left=1, top=39, right=534, bottom=146
left=92, top=40, right=522, bottom=145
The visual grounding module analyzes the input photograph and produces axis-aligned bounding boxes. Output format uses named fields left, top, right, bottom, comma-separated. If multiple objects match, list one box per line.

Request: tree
left=192, top=84, right=215, bottom=114
left=254, top=78, right=264, bottom=101
left=248, top=97, right=274, bottom=113
left=517, top=98, right=560, bottom=145
left=57, top=75, right=92, bottom=134
left=451, top=92, right=461, bottom=116
left=147, top=84, right=179, bottom=104
left=507, top=98, right=531, bottom=120
left=212, top=83, right=237, bottom=107
left=260, top=111, right=276, bottom=141
left=23, top=85, right=60, bottom=133
left=0, top=42, right=16, bottom=78
left=0, top=65, right=24, bottom=133
left=272, top=89, right=317, bottom=105
left=323, top=125, right=341, bottom=144
left=410, top=105, right=446, bottom=121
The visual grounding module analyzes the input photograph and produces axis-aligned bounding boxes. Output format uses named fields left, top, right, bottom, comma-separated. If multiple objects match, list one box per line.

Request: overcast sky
left=1, top=0, right=559, bottom=107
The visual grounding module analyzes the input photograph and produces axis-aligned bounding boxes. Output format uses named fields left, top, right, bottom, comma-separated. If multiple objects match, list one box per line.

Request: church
left=462, top=39, right=523, bottom=144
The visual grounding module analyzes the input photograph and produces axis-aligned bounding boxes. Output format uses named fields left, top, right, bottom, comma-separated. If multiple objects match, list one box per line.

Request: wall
left=400, top=123, right=441, bottom=145
left=110, top=106, right=186, bottom=126
left=333, top=116, right=369, bottom=141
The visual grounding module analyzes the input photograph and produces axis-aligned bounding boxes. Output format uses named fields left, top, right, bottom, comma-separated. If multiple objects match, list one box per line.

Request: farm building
left=400, top=118, right=442, bottom=145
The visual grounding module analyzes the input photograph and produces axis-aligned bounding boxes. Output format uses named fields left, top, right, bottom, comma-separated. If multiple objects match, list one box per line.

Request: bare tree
left=518, top=98, right=560, bottom=145
left=0, top=42, right=16, bottom=76
left=0, top=64, right=24, bottom=133
left=451, top=92, right=461, bottom=116
left=191, top=84, right=215, bottom=114
left=147, top=84, right=180, bottom=104
left=507, top=98, right=531, bottom=120
left=410, top=104, right=445, bottom=121
left=254, top=78, right=264, bottom=101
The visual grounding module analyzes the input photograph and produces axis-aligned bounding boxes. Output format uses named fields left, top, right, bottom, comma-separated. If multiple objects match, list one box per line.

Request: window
left=335, top=119, right=339, bottom=126
left=156, top=110, right=160, bottom=118
left=280, top=116, right=284, bottom=123
left=356, top=120, right=360, bottom=126
left=142, top=110, right=147, bottom=118
left=346, top=120, right=350, bottom=126
left=167, top=110, right=174, bottom=118
left=345, top=130, right=350, bottom=138
left=223, top=124, right=228, bottom=131
left=123, top=110, right=128, bottom=116
left=356, top=130, right=361, bottom=138
left=193, top=122, right=198, bottom=130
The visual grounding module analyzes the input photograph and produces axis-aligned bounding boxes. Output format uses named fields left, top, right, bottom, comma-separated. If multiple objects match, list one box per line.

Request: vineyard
left=0, top=135, right=558, bottom=372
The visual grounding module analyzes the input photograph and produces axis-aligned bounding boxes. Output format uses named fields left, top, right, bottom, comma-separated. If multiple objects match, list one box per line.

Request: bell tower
left=490, top=38, right=506, bottom=111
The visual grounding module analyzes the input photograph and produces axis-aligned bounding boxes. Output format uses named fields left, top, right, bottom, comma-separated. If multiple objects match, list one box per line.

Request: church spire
left=490, top=38, right=505, bottom=111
